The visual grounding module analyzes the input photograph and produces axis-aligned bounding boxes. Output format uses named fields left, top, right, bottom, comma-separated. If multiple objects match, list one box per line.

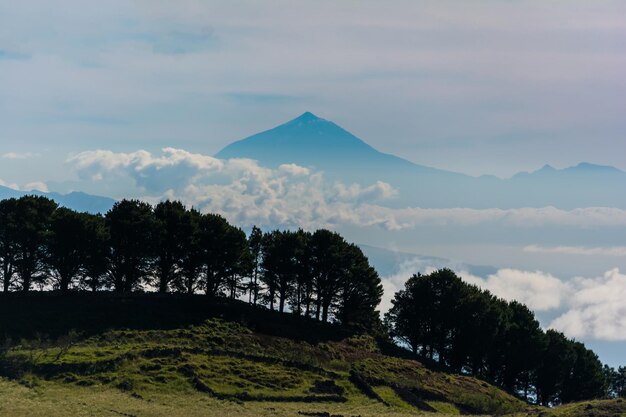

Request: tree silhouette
left=47, top=208, right=94, bottom=293
left=561, top=341, right=607, bottom=403
left=385, top=268, right=609, bottom=404
left=0, top=198, right=19, bottom=292
left=80, top=213, right=109, bottom=292
left=247, top=225, right=263, bottom=305
left=12, top=196, right=57, bottom=292
left=335, top=243, right=382, bottom=329
left=310, top=229, right=347, bottom=323
left=105, top=200, right=155, bottom=292
left=153, top=201, right=187, bottom=293
left=199, top=214, right=248, bottom=298
left=174, top=208, right=203, bottom=295
left=290, top=229, right=313, bottom=316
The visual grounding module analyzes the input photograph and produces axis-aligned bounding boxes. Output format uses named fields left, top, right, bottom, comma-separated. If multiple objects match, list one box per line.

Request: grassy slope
left=0, top=294, right=624, bottom=417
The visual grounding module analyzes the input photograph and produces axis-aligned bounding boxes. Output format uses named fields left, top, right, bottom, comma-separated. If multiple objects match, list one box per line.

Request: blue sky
left=1, top=1, right=626, bottom=366
left=1, top=0, right=626, bottom=186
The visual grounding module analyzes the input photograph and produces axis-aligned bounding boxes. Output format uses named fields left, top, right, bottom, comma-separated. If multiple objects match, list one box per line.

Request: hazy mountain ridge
left=217, top=113, right=626, bottom=209
left=2, top=113, right=623, bottom=212
left=0, top=185, right=115, bottom=214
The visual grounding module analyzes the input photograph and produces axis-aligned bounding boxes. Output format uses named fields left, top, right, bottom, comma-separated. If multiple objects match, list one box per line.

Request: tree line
left=1, top=195, right=622, bottom=404
left=0, top=196, right=382, bottom=329
left=384, top=269, right=624, bottom=404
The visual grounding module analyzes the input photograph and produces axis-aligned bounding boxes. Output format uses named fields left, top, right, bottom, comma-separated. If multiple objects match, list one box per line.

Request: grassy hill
left=0, top=294, right=623, bottom=417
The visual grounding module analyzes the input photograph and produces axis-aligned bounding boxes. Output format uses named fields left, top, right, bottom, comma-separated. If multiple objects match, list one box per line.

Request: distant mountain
left=216, top=112, right=626, bottom=209
left=0, top=186, right=115, bottom=214
left=218, top=111, right=426, bottom=174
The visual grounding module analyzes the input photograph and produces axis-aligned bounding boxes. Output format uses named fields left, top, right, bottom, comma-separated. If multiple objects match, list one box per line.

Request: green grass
left=0, top=317, right=528, bottom=416
left=0, top=295, right=624, bottom=417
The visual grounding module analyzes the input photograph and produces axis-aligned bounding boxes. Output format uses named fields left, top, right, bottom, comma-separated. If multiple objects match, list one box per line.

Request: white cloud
left=278, top=163, right=309, bottom=177
left=67, top=147, right=398, bottom=229
left=549, top=269, right=626, bottom=341
left=525, top=245, right=626, bottom=257
left=24, top=181, right=49, bottom=192
left=0, top=179, right=49, bottom=192
left=0, top=179, right=20, bottom=190
left=2, top=152, right=39, bottom=160
left=460, top=269, right=568, bottom=311
left=67, top=148, right=626, bottom=231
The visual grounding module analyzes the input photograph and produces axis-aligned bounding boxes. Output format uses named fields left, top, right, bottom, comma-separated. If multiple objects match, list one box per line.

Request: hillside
left=0, top=294, right=623, bottom=417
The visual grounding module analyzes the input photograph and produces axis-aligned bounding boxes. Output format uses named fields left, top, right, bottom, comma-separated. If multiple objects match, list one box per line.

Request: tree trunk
left=315, top=299, right=321, bottom=321
left=252, top=267, right=258, bottom=305
left=60, top=274, right=69, bottom=293
left=322, top=303, right=330, bottom=323
left=159, top=271, right=169, bottom=293
left=22, top=275, right=30, bottom=292
left=296, top=284, right=301, bottom=315
left=2, top=265, right=10, bottom=292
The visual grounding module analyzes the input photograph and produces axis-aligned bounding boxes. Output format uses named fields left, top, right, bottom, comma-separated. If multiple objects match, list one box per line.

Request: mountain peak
left=570, top=162, right=620, bottom=172
left=215, top=112, right=420, bottom=171
left=286, top=111, right=326, bottom=126
left=295, top=111, right=320, bottom=121
left=538, top=164, right=556, bottom=172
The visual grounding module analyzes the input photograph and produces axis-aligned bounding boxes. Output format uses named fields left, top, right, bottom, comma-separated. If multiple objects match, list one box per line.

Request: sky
left=1, top=1, right=625, bottom=366
left=1, top=0, right=626, bottom=185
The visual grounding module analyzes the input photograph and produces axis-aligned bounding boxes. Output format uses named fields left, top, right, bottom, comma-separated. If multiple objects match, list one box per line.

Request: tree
left=12, top=196, right=57, bottom=292
left=173, top=208, right=203, bottom=295
left=0, top=198, right=19, bottom=292
left=80, top=214, right=109, bottom=292
left=535, top=330, right=576, bottom=405
left=152, top=201, right=187, bottom=293
left=384, top=268, right=608, bottom=404
left=199, top=214, right=247, bottom=298
left=290, top=229, right=313, bottom=316
left=224, top=226, right=251, bottom=299
left=615, top=366, right=626, bottom=398
left=335, top=243, right=382, bottom=329
left=385, top=269, right=466, bottom=362
left=448, top=287, right=505, bottom=375
left=247, top=226, right=263, bottom=305
left=105, top=200, right=155, bottom=292
left=310, top=229, right=346, bottom=322
left=500, top=301, right=545, bottom=400
left=561, top=341, right=607, bottom=403
left=274, top=231, right=299, bottom=313
left=47, top=208, right=94, bottom=293
left=260, top=230, right=286, bottom=311
left=385, top=273, right=432, bottom=356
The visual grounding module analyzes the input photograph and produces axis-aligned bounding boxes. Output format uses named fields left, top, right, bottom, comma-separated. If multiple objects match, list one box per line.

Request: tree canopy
left=384, top=269, right=611, bottom=405
left=0, top=196, right=382, bottom=330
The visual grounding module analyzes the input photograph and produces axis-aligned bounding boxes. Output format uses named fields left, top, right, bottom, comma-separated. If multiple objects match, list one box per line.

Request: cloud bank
left=67, top=147, right=626, bottom=231
left=67, top=148, right=398, bottom=229
left=525, top=245, right=626, bottom=257
left=460, top=268, right=626, bottom=341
